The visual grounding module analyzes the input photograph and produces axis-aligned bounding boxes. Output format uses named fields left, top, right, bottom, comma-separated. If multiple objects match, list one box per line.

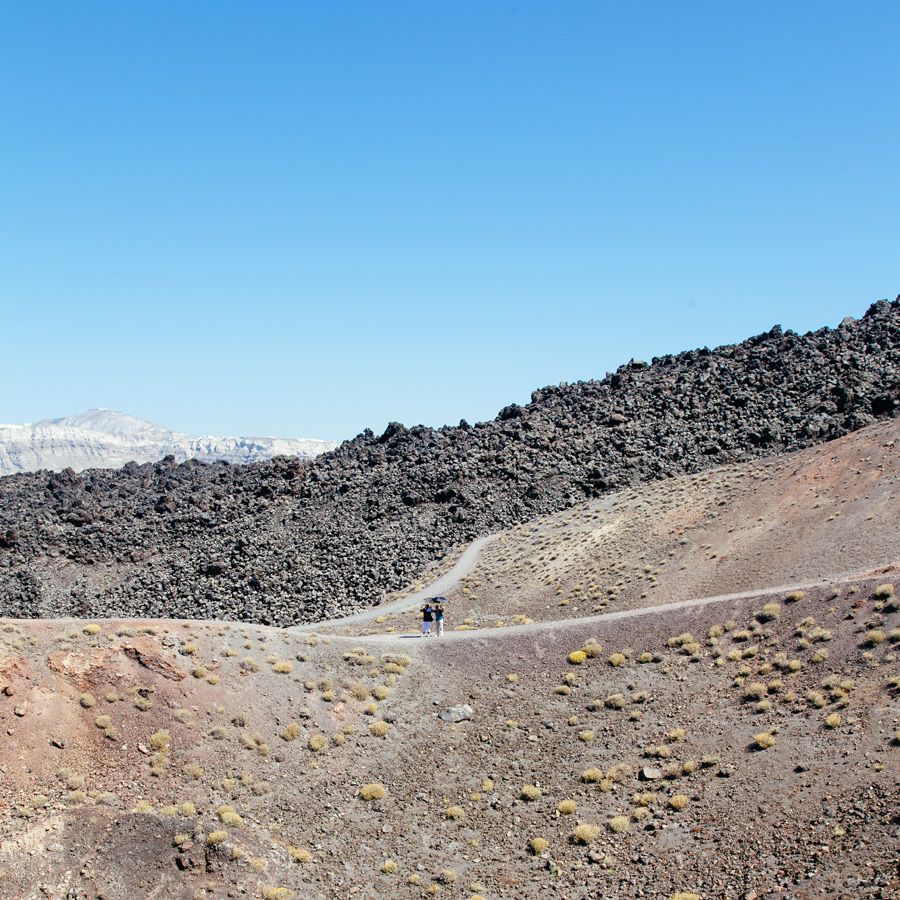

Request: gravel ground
left=1, top=420, right=899, bottom=900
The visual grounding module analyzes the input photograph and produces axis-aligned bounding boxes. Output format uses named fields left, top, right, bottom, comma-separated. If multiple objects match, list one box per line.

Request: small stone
left=438, top=705, right=473, bottom=723
left=640, top=767, right=662, bottom=781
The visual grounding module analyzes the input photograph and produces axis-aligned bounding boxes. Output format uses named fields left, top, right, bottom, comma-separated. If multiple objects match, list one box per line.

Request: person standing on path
left=421, top=603, right=434, bottom=637
left=434, top=602, right=445, bottom=637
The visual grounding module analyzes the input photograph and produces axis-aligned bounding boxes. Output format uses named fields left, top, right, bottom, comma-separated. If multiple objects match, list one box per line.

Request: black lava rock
left=1, top=298, right=899, bottom=626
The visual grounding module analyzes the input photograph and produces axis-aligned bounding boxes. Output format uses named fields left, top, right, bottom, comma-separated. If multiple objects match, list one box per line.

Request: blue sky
left=2, top=2, right=898, bottom=441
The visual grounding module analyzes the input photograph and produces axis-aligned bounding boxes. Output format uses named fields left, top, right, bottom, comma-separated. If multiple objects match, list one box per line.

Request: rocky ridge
left=0, top=409, right=338, bottom=477
left=1, top=298, right=899, bottom=626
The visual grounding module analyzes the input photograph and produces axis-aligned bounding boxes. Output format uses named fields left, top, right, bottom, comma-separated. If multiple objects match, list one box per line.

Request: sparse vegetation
left=531, top=837, right=549, bottom=855
left=261, top=888, right=295, bottom=900
left=760, top=602, right=781, bottom=621
left=218, top=805, right=244, bottom=827
left=360, top=783, right=386, bottom=801
left=573, top=823, right=603, bottom=843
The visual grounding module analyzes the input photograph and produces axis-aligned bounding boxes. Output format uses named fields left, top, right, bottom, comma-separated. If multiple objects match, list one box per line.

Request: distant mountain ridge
left=0, top=409, right=338, bottom=476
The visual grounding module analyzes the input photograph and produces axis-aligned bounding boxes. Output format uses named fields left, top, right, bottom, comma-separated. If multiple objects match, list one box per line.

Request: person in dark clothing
left=421, top=604, right=434, bottom=636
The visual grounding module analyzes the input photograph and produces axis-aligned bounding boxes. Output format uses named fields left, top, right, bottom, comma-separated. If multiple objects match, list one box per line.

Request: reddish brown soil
left=1, top=420, right=899, bottom=900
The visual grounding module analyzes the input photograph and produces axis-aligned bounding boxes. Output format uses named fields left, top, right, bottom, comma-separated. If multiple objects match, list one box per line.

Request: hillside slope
left=321, top=417, right=900, bottom=640
left=2, top=414, right=900, bottom=899
left=1, top=571, right=898, bottom=900
left=1, top=299, right=899, bottom=626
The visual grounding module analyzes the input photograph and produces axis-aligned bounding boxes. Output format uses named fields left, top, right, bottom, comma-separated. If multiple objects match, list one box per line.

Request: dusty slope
left=1, top=572, right=899, bottom=900
left=335, top=418, right=900, bottom=639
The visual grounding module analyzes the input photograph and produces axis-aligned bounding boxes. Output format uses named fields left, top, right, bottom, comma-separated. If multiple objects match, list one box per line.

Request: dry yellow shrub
left=573, top=823, right=602, bottom=843
left=359, top=783, right=386, bottom=801
left=531, top=837, right=548, bottom=854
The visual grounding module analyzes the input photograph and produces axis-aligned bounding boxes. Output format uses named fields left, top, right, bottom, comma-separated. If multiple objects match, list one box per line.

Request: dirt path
left=293, top=534, right=498, bottom=631
left=304, top=562, right=896, bottom=644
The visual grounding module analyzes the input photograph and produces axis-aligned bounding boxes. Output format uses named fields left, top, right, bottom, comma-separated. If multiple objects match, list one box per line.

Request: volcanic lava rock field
left=1, top=300, right=899, bottom=627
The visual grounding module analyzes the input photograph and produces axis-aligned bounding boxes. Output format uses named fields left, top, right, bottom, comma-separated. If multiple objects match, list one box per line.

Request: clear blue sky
left=2, top=2, right=897, bottom=441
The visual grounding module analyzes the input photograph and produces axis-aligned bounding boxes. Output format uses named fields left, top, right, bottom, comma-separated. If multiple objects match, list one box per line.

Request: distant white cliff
left=0, top=410, right=339, bottom=476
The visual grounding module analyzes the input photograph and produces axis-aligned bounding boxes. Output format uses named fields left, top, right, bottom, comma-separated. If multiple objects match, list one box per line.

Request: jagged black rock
left=1, top=299, right=898, bottom=625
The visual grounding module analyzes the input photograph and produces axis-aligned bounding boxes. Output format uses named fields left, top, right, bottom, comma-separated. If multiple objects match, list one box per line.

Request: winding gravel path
left=295, top=564, right=893, bottom=643
left=293, top=534, right=498, bottom=631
